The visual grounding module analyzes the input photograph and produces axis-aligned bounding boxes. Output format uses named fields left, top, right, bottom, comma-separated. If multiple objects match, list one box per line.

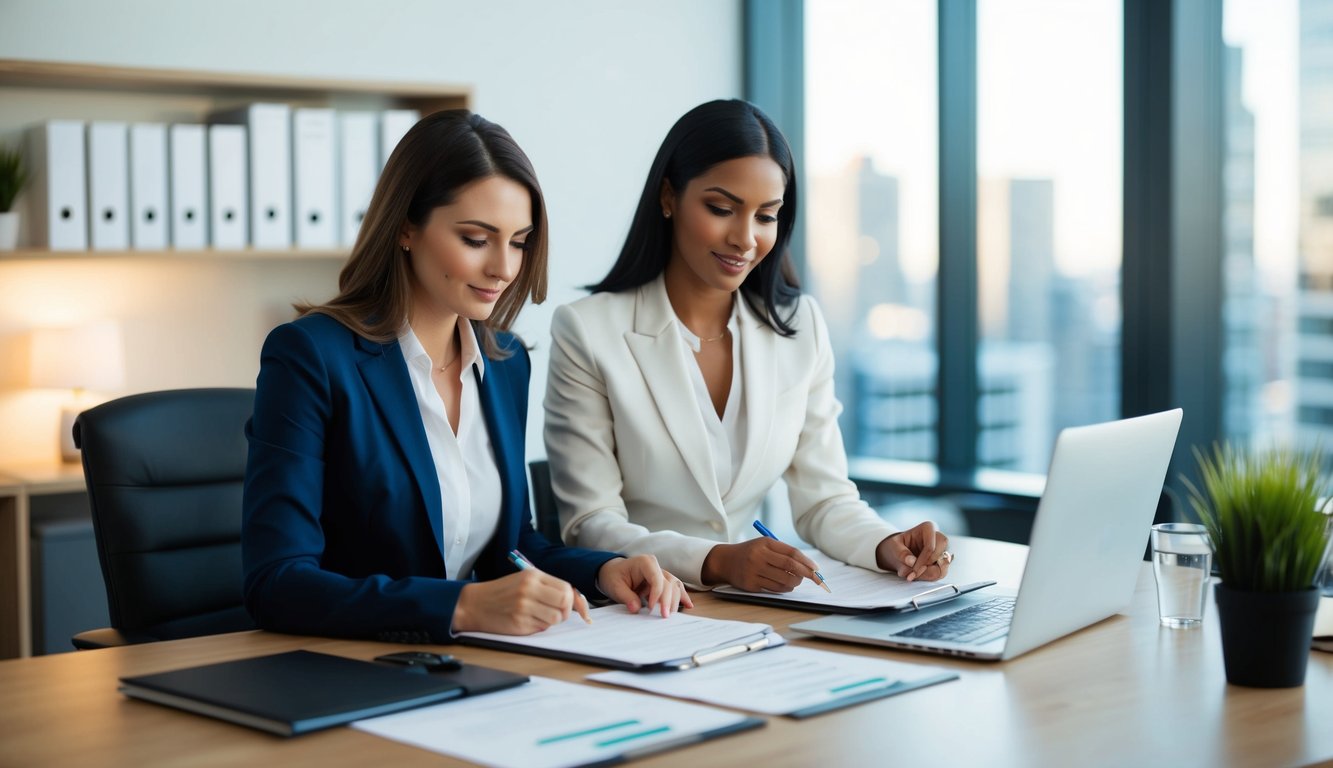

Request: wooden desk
left=0, top=460, right=88, bottom=659
left=0, top=536, right=1329, bottom=767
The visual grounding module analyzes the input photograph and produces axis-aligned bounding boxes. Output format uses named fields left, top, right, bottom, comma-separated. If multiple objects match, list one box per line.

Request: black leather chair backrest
left=529, top=459, right=563, bottom=543
left=73, top=388, right=257, bottom=644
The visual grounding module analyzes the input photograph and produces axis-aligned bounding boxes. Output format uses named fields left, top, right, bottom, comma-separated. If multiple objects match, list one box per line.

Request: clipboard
left=589, top=644, right=959, bottom=719
left=457, top=606, right=783, bottom=671
left=715, top=579, right=997, bottom=615
left=461, top=628, right=781, bottom=671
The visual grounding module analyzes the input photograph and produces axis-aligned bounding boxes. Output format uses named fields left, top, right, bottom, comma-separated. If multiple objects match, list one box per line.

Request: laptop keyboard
left=892, top=597, right=1016, bottom=644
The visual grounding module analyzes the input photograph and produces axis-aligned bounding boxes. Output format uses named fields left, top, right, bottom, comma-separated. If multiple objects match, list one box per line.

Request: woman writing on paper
left=243, top=110, right=690, bottom=643
left=544, top=100, right=952, bottom=593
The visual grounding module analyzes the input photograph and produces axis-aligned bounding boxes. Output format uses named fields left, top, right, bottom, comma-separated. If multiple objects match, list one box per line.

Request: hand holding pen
left=752, top=520, right=832, bottom=593
left=450, top=555, right=593, bottom=635
left=698, top=520, right=832, bottom=593
left=509, top=550, right=593, bottom=624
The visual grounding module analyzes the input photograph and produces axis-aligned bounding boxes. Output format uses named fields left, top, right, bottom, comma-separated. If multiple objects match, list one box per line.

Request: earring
left=663, top=209, right=671, bottom=219
left=402, top=245, right=410, bottom=254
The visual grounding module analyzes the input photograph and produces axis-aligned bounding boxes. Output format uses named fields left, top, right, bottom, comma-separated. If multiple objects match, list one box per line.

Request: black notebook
left=119, top=650, right=528, bottom=737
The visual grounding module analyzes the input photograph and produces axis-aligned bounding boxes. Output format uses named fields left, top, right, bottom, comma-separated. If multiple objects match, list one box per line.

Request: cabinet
left=0, top=461, right=86, bottom=658
left=0, top=58, right=471, bottom=259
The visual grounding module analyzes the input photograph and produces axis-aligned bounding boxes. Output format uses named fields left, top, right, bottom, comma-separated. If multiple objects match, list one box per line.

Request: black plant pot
left=1214, top=583, right=1321, bottom=688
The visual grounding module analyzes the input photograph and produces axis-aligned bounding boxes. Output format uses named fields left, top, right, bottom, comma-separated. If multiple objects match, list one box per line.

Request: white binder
left=87, top=122, right=129, bottom=251
left=208, top=124, right=248, bottom=250
left=379, top=109, right=419, bottom=169
left=292, top=108, right=337, bottom=248
left=27, top=120, right=88, bottom=250
left=213, top=103, right=292, bottom=248
left=338, top=111, right=377, bottom=248
left=129, top=123, right=168, bottom=249
left=169, top=124, right=208, bottom=250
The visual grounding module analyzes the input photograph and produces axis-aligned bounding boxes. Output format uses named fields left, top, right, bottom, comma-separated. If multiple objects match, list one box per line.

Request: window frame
left=743, top=0, right=1223, bottom=529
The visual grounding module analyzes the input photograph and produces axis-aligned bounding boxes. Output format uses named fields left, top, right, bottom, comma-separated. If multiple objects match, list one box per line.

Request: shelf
left=0, top=59, right=470, bottom=114
left=0, top=247, right=348, bottom=262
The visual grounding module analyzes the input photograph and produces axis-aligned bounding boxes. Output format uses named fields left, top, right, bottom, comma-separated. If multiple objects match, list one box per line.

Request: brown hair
left=298, top=109, right=547, bottom=358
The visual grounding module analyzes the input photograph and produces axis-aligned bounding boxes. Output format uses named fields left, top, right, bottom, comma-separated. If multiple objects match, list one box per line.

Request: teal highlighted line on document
left=829, top=676, right=890, bottom=694
left=537, top=719, right=640, bottom=745
left=597, top=725, right=672, bottom=747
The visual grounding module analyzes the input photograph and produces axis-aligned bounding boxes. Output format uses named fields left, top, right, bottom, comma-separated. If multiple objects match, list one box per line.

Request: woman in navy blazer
left=243, top=110, right=689, bottom=643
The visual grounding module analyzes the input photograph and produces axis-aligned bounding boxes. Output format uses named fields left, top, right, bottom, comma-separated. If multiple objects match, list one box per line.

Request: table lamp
left=30, top=321, right=127, bottom=462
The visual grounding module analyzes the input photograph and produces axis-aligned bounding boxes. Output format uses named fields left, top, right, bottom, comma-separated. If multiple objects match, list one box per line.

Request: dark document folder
left=118, top=650, right=527, bottom=737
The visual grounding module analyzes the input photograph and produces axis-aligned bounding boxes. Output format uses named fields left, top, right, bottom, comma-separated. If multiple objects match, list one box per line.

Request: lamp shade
left=30, top=321, right=127, bottom=392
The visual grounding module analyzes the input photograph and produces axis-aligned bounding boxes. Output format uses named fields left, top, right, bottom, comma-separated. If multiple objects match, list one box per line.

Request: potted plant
left=0, top=142, right=28, bottom=251
left=1185, top=443, right=1333, bottom=687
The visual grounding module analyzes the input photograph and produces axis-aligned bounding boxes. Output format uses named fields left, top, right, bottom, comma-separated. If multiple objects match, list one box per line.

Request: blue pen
left=509, top=550, right=593, bottom=624
left=751, top=520, right=832, bottom=593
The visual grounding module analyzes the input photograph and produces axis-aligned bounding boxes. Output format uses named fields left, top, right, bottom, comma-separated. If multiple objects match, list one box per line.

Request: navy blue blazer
left=242, top=312, right=618, bottom=643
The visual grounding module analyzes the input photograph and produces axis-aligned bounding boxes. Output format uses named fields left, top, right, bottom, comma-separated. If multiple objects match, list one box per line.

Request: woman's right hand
left=700, top=538, right=823, bottom=592
left=452, top=569, right=583, bottom=635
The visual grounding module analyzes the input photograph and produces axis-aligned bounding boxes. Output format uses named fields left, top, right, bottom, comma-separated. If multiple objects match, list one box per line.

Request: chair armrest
left=71, top=627, right=157, bottom=650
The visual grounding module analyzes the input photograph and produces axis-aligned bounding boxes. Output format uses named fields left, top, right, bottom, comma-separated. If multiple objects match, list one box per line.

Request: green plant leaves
left=1184, top=443, right=1333, bottom=592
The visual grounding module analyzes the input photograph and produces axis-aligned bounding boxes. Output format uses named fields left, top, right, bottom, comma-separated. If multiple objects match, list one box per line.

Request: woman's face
left=400, top=175, right=532, bottom=322
left=661, top=155, right=786, bottom=295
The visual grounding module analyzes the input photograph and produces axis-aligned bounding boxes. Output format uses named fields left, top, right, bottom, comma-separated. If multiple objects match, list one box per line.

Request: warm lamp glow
left=29, top=321, right=126, bottom=462
left=30, top=321, right=127, bottom=393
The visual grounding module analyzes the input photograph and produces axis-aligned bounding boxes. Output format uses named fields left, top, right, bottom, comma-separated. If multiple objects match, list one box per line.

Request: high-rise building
left=1222, top=44, right=1262, bottom=444
left=1006, top=179, right=1056, bottom=344
left=1295, top=0, right=1333, bottom=460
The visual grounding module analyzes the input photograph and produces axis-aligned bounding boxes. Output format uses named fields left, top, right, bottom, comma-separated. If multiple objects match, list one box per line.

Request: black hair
left=588, top=99, right=801, bottom=336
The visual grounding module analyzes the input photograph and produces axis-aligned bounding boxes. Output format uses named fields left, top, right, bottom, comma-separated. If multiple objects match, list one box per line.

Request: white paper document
left=715, top=550, right=993, bottom=612
left=459, top=606, right=778, bottom=669
left=589, top=644, right=956, bottom=717
left=353, top=676, right=762, bottom=768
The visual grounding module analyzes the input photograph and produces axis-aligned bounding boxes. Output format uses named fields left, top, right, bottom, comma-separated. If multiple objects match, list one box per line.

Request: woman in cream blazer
left=545, top=100, right=953, bottom=592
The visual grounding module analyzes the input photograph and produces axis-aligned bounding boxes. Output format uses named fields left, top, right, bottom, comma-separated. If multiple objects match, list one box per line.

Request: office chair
left=71, top=388, right=257, bottom=649
left=528, top=459, right=563, bottom=543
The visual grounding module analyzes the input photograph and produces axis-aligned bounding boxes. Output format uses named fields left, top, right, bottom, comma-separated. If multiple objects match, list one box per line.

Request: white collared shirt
left=399, top=320, right=502, bottom=580
left=675, top=302, right=745, bottom=497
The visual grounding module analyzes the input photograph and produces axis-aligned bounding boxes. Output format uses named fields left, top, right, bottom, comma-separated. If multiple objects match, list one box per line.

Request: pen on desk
left=508, top=549, right=593, bottom=624
left=751, top=520, right=832, bottom=593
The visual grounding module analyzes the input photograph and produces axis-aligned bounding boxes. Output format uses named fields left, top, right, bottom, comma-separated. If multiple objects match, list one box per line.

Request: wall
left=0, top=0, right=743, bottom=463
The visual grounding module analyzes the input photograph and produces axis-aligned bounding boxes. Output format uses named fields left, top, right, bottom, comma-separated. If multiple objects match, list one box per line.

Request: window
left=804, top=0, right=939, bottom=462
left=1224, top=0, right=1329, bottom=455
left=975, top=0, right=1123, bottom=472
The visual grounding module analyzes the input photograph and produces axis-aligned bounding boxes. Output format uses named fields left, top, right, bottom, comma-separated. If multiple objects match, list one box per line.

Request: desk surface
left=1, top=536, right=1330, bottom=768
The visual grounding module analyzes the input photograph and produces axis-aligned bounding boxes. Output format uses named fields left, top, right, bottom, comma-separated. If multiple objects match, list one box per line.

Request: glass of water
left=1151, top=523, right=1212, bottom=628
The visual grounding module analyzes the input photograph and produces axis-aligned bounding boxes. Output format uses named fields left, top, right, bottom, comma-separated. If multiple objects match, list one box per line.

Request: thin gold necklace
left=435, top=347, right=459, bottom=373
left=697, top=328, right=728, bottom=343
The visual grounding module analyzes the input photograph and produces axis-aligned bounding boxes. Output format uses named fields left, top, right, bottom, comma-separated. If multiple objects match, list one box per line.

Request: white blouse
left=673, top=302, right=745, bottom=498
left=399, top=320, right=502, bottom=580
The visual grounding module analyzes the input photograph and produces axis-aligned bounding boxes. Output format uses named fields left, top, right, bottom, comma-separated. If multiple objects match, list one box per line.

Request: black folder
left=119, top=650, right=527, bottom=737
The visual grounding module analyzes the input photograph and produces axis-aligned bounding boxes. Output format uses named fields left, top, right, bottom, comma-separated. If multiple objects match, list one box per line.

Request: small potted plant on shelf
left=0, top=142, right=28, bottom=251
left=1186, top=443, right=1333, bottom=687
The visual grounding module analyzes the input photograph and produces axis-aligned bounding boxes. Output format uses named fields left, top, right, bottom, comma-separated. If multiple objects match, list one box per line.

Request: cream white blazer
left=543, top=275, right=897, bottom=588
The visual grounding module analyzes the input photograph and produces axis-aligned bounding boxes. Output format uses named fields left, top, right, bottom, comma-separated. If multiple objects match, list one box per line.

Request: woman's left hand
left=596, top=554, right=694, bottom=617
left=876, top=521, right=951, bottom=582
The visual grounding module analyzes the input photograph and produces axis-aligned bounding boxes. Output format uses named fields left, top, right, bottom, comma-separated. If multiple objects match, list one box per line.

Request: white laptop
left=791, top=409, right=1183, bottom=661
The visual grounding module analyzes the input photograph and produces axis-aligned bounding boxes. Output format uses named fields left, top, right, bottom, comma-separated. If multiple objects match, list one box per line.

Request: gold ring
left=937, top=550, right=954, bottom=565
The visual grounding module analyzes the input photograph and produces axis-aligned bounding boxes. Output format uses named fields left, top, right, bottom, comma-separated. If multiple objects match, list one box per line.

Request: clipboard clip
left=908, top=584, right=961, bottom=612
left=689, top=633, right=772, bottom=667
